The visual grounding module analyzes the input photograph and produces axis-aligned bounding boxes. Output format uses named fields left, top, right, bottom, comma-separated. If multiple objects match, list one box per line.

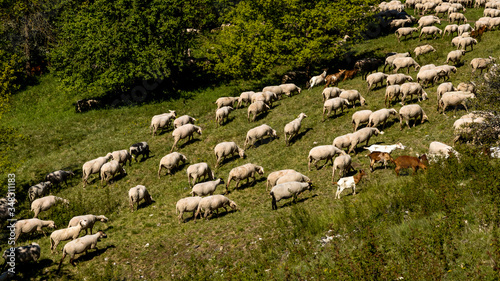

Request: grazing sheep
left=251, top=91, right=277, bottom=107
left=333, top=133, right=354, bottom=151
left=347, top=127, right=384, bottom=154
left=187, top=163, right=215, bottom=187
left=194, top=195, right=237, bottom=220
left=435, top=3, right=451, bottom=16
left=129, top=142, right=149, bottom=162
left=158, top=152, right=187, bottom=178
left=420, top=64, right=437, bottom=71
left=456, top=82, right=476, bottom=93
left=173, top=115, right=197, bottom=129
left=400, top=82, right=429, bottom=105
left=439, top=91, right=475, bottom=114
left=458, top=23, right=472, bottom=35
left=395, top=27, right=418, bottom=42
left=392, top=155, right=428, bottom=176
left=50, top=220, right=87, bottom=253
left=457, top=37, right=477, bottom=51
left=339, top=90, right=366, bottom=108
left=322, top=98, right=350, bottom=121
left=414, top=44, right=436, bottom=57
left=262, top=86, right=284, bottom=99
left=364, top=142, right=406, bottom=153
left=226, top=163, right=264, bottom=193
left=417, top=69, right=447, bottom=87
left=436, top=82, right=456, bottom=110
left=308, top=145, right=346, bottom=171
left=449, top=12, right=467, bottom=24
left=308, top=70, right=327, bottom=89
left=3, top=243, right=40, bottom=267
left=28, top=181, right=52, bottom=202
left=247, top=101, right=270, bottom=122
left=215, top=106, right=234, bottom=127
left=284, top=113, right=307, bottom=146
left=129, top=185, right=153, bottom=212
left=451, top=35, right=467, bottom=47
left=191, top=178, right=224, bottom=196
left=82, top=153, right=113, bottom=187
left=383, top=52, right=411, bottom=72
left=322, top=87, right=343, bottom=102
left=270, top=182, right=312, bottom=210
left=215, top=97, right=239, bottom=109
left=399, top=104, right=429, bottom=130
left=352, top=110, right=373, bottom=131
left=31, top=195, right=69, bottom=218
left=15, top=218, right=56, bottom=241
left=110, top=150, right=132, bottom=167
left=237, top=91, right=256, bottom=108
left=367, top=152, right=394, bottom=172
left=385, top=85, right=402, bottom=107
left=366, top=72, right=389, bottom=91
left=434, top=65, right=457, bottom=81
left=443, top=24, right=459, bottom=37
left=368, top=108, right=399, bottom=129
left=470, top=56, right=496, bottom=74
left=176, top=196, right=202, bottom=223
left=170, top=124, right=202, bottom=152
left=392, top=57, right=420, bottom=74
left=275, top=171, right=311, bottom=185
left=390, top=18, right=414, bottom=29
left=45, top=170, right=74, bottom=187
left=58, top=231, right=107, bottom=269
left=150, top=111, right=176, bottom=136
left=419, top=26, right=443, bottom=40
left=100, top=160, right=127, bottom=186
left=334, top=170, right=366, bottom=199
left=386, top=73, right=413, bottom=85
left=428, top=141, right=460, bottom=161
left=332, top=154, right=354, bottom=182
left=418, top=15, right=441, bottom=29
left=68, top=215, right=109, bottom=235
left=266, top=169, right=296, bottom=190
left=244, top=124, right=278, bottom=149
left=214, top=141, right=245, bottom=168
left=445, top=50, right=466, bottom=65
left=279, top=83, right=301, bottom=97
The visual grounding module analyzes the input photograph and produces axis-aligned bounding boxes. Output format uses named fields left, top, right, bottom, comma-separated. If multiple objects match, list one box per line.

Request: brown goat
left=342, top=69, right=359, bottom=81
left=471, top=25, right=486, bottom=41
left=392, top=154, right=427, bottom=176
left=324, top=69, right=346, bottom=87
left=366, top=152, right=394, bottom=172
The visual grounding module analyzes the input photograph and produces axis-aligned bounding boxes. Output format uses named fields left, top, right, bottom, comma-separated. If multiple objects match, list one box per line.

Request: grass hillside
left=3, top=5, right=500, bottom=280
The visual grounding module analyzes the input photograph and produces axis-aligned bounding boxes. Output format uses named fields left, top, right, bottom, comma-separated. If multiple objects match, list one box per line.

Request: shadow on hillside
left=323, top=111, right=348, bottom=122
left=16, top=258, right=55, bottom=280
left=287, top=128, right=312, bottom=146
left=159, top=161, right=189, bottom=177
left=70, top=245, right=116, bottom=264
left=228, top=177, right=266, bottom=193
left=216, top=154, right=243, bottom=168
left=178, top=138, right=201, bottom=149
left=252, top=136, right=278, bottom=149
left=251, top=111, right=271, bottom=122
left=276, top=194, right=317, bottom=209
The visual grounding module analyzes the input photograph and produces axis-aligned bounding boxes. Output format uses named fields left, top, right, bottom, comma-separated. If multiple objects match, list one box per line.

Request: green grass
left=3, top=6, right=500, bottom=280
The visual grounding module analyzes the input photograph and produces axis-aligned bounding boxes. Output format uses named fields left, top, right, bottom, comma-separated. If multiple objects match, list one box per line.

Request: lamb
left=225, top=163, right=264, bottom=193
left=111, top=150, right=132, bottom=167
left=443, top=24, right=459, bottom=37
left=308, top=145, right=346, bottom=171
left=214, top=141, right=245, bottom=168
left=366, top=72, right=389, bottom=91
left=28, top=181, right=52, bottom=202
left=436, top=82, right=456, bottom=110
left=418, top=16, right=441, bottom=29
left=247, top=101, right=270, bottom=122
left=333, top=170, right=366, bottom=199
left=322, top=98, right=350, bottom=121
left=215, top=106, right=234, bottom=127
left=173, top=115, right=197, bottom=129
left=395, top=27, right=419, bottom=42
left=332, top=154, right=354, bottom=182
left=352, top=110, right=373, bottom=131
left=363, top=142, right=406, bottom=153
left=194, top=195, right=238, bottom=220
left=400, top=82, right=429, bottom=105
left=392, top=155, right=428, bottom=176
left=191, top=178, right=224, bottom=196
left=187, top=162, right=215, bottom=187
left=439, top=91, right=475, bottom=114
left=215, top=97, right=239, bottom=109
left=129, top=141, right=150, bottom=162
left=244, top=124, right=278, bottom=149
left=399, top=104, right=429, bottom=130
left=458, top=23, right=472, bottom=35
left=150, top=111, right=176, bottom=136
left=237, top=91, right=256, bottom=108
left=368, top=108, right=399, bottom=129
left=414, top=44, right=436, bottom=57
left=31, top=195, right=69, bottom=218
left=266, top=169, right=296, bottom=190
left=3, top=243, right=40, bottom=267
left=275, top=171, right=311, bottom=185
left=50, top=219, right=87, bottom=253
left=158, top=152, right=188, bottom=178
left=279, top=83, right=301, bottom=97
left=82, top=153, right=113, bottom=187
left=419, top=26, right=443, bottom=40
left=339, top=90, right=366, bottom=108
left=170, top=124, right=202, bottom=152
left=175, top=196, right=202, bottom=223
left=445, top=50, right=466, bottom=65
left=322, top=87, right=343, bottom=102
left=386, top=73, right=413, bottom=85
left=308, top=70, right=327, bottom=89
left=57, top=231, right=107, bottom=269
left=383, top=52, right=411, bottom=72
left=270, top=182, right=312, bottom=210
left=470, top=56, right=496, bottom=74
left=67, top=214, right=109, bottom=235
left=129, top=185, right=154, bottom=212
left=392, top=57, right=420, bottom=74
left=14, top=218, right=56, bottom=241
left=385, top=85, right=401, bottom=107
left=347, top=127, right=383, bottom=154
left=367, top=152, right=395, bottom=172
left=45, top=170, right=74, bottom=187
left=100, top=160, right=127, bottom=185
left=449, top=12, right=467, bottom=24
left=428, top=141, right=460, bottom=161
left=333, top=133, right=354, bottom=151
left=284, top=113, right=307, bottom=146
left=416, top=69, right=447, bottom=87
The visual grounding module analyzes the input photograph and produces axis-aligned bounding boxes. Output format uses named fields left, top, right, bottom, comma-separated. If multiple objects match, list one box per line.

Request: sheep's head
left=79, top=219, right=88, bottom=228
left=238, top=148, right=246, bottom=158
left=98, top=216, right=109, bottom=222
left=97, top=231, right=107, bottom=240
left=181, top=154, right=188, bottom=162
left=229, top=201, right=238, bottom=211
left=422, top=91, right=429, bottom=100
left=196, top=126, right=203, bottom=135
left=360, top=97, right=366, bottom=106
left=257, top=166, right=265, bottom=175
left=49, top=221, right=57, bottom=229
left=106, top=153, right=113, bottom=160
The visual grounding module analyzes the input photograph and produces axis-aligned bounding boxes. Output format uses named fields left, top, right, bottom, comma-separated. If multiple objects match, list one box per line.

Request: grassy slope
left=3, top=5, right=500, bottom=280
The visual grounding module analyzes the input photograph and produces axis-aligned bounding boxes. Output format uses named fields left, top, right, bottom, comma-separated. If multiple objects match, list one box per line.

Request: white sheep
left=158, top=152, right=188, bottom=178
left=366, top=72, right=389, bottom=91
left=82, top=153, right=113, bottom=187
left=111, top=150, right=132, bottom=167
left=129, top=185, right=154, bottom=212
left=399, top=104, right=429, bottom=130
left=347, top=127, right=384, bottom=154
left=385, top=85, right=402, bottom=107
left=3, top=243, right=40, bottom=267
left=420, top=64, right=437, bottom=71
left=400, top=82, right=429, bottom=105
left=322, top=97, right=350, bottom=121
left=457, top=37, right=477, bottom=51
left=308, top=70, right=327, bottom=89
left=439, top=91, right=475, bottom=114
left=31, top=195, right=69, bottom=218
left=456, top=82, right=476, bottom=93
left=170, top=124, right=202, bottom=152
left=28, top=181, right=52, bottom=202
left=67, top=214, right=109, bottom=235
left=284, top=113, right=307, bottom=146
left=352, top=110, right=373, bottom=131
left=50, top=219, right=87, bottom=253
left=175, top=196, right=202, bottom=223
left=333, top=133, right=354, bottom=151
left=435, top=3, right=451, bottom=16
left=451, top=35, right=467, bottom=47
left=470, top=56, right=496, bottom=74
left=368, top=108, right=399, bottom=129
left=214, top=141, right=245, bottom=168
left=262, top=86, right=284, bottom=99
left=458, top=23, right=472, bottom=35
left=436, top=82, right=456, bottom=109
left=251, top=91, right=277, bottom=107
left=332, top=154, right=354, bottom=182
left=386, top=73, right=413, bottom=85
left=322, top=87, right=343, bottom=101
left=45, top=170, right=74, bottom=186
left=244, top=124, right=278, bottom=149
left=488, top=17, right=500, bottom=30
left=445, top=49, right=466, bottom=65
left=449, top=12, right=467, bottom=24
left=237, top=91, right=256, bottom=108
left=443, top=24, right=459, bottom=37
left=279, top=83, right=301, bottom=97
left=414, top=44, right=436, bottom=57
left=187, top=162, right=215, bottom=187
left=15, top=218, right=56, bottom=241
left=419, top=26, right=443, bottom=40
left=129, top=142, right=150, bottom=162
left=173, top=115, right=197, bottom=129
left=308, top=145, right=346, bottom=171
left=247, top=101, right=270, bottom=122
left=418, top=15, right=441, bottom=29
left=275, top=171, right=311, bottom=185
left=434, top=65, right=457, bottom=81
left=100, top=160, right=127, bottom=186
left=194, top=195, right=238, bottom=220
left=392, top=57, right=420, bottom=74
left=395, top=27, right=418, bottom=42
left=191, top=178, right=224, bottom=196
left=417, top=69, right=447, bottom=87
left=226, top=163, right=264, bottom=193
left=150, top=111, right=176, bottom=136
left=266, top=169, right=296, bottom=190
left=215, top=97, right=239, bottom=109
left=428, top=141, right=460, bottom=161
left=339, top=90, right=366, bottom=108
left=383, top=52, right=411, bottom=72
left=215, top=106, right=234, bottom=127
left=270, top=182, right=312, bottom=210
left=57, top=231, right=107, bottom=269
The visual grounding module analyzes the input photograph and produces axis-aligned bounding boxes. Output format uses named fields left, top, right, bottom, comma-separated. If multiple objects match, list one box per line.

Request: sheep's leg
left=352, top=184, right=356, bottom=196
left=170, top=138, right=179, bottom=153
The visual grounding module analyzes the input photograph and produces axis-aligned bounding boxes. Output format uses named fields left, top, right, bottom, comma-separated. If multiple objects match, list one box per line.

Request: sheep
left=279, top=83, right=301, bottom=97
left=383, top=52, right=411, bottom=72
left=484, top=8, right=500, bottom=17
left=333, top=170, right=366, bottom=199
left=270, top=182, right=312, bottom=210
left=251, top=91, right=277, bottom=107
left=420, top=64, right=437, bottom=71
left=308, top=145, right=346, bottom=171
left=339, top=90, right=366, bottom=108
left=173, top=115, right=197, bottom=129
left=434, top=65, right=457, bottom=81
left=176, top=196, right=202, bottom=223
left=15, top=218, right=56, bottom=241
left=308, top=70, right=327, bottom=89
left=458, top=23, right=473, bottom=35
left=418, top=16, right=441, bottom=29
left=28, top=181, right=52, bottom=202
left=322, top=87, right=343, bottom=102
left=322, top=97, right=350, bottom=121
left=488, top=17, right=500, bottom=30
left=226, top=163, right=264, bottom=193
left=150, top=111, right=176, bottom=136
left=395, top=27, right=418, bottom=42
left=347, top=127, right=384, bottom=154
left=428, top=141, right=460, bottom=161
left=170, top=124, right=202, bottom=152
left=439, top=91, right=475, bottom=114
left=244, top=124, right=278, bottom=149
left=392, top=57, right=420, bottom=74
left=386, top=73, right=413, bottom=85
left=129, top=185, right=154, bottom=212
left=399, top=104, right=429, bottom=130
left=475, top=17, right=491, bottom=30
left=332, top=154, right=354, bottom=182
left=414, top=45, right=436, bottom=57
left=262, top=86, right=284, bottom=99
left=158, top=152, right=188, bottom=178
left=247, top=101, right=270, bottom=122
left=215, top=97, right=239, bottom=109
left=451, top=35, right=467, bottom=47
left=31, top=195, right=69, bottom=218
left=352, top=110, right=373, bottom=131
left=470, top=56, right=496, bottom=74
left=385, top=85, right=402, bottom=107
left=111, top=150, right=132, bottom=167
left=457, top=36, right=477, bottom=50
left=237, top=91, right=256, bottom=108
left=456, top=82, right=476, bottom=93
left=364, top=142, right=406, bottom=153
left=266, top=169, right=296, bottom=190
left=392, top=155, right=428, bottom=176
left=435, top=4, right=452, bottom=16
left=417, top=69, right=447, bottom=87
left=45, top=170, right=74, bottom=187
left=354, top=58, right=383, bottom=79
left=390, top=18, right=414, bottom=29
left=368, top=108, right=399, bottom=129
left=445, top=49, right=466, bottom=65
left=419, top=26, right=443, bottom=40
left=191, top=178, right=224, bottom=196
left=67, top=214, right=109, bottom=235
left=82, top=153, right=113, bottom=187
left=366, top=72, right=389, bottom=91
left=449, top=12, right=467, bottom=24
left=50, top=219, right=87, bottom=253
left=367, top=152, right=395, bottom=172
left=57, top=231, right=107, bottom=269
left=215, top=106, right=234, bottom=127
left=400, top=82, right=429, bottom=105
left=100, top=160, right=127, bottom=186
left=436, top=82, right=456, bottom=110
left=284, top=113, right=307, bottom=146
left=3, top=243, right=40, bottom=267
left=275, top=171, right=311, bottom=185
left=194, top=195, right=238, bottom=220
left=187, top=162, right=214, bottom=187
left=333, top=133, right=354, bottom=152
left=214, top=141, right=245, bottom=168
left=443, top=24, right=459, bottom=37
